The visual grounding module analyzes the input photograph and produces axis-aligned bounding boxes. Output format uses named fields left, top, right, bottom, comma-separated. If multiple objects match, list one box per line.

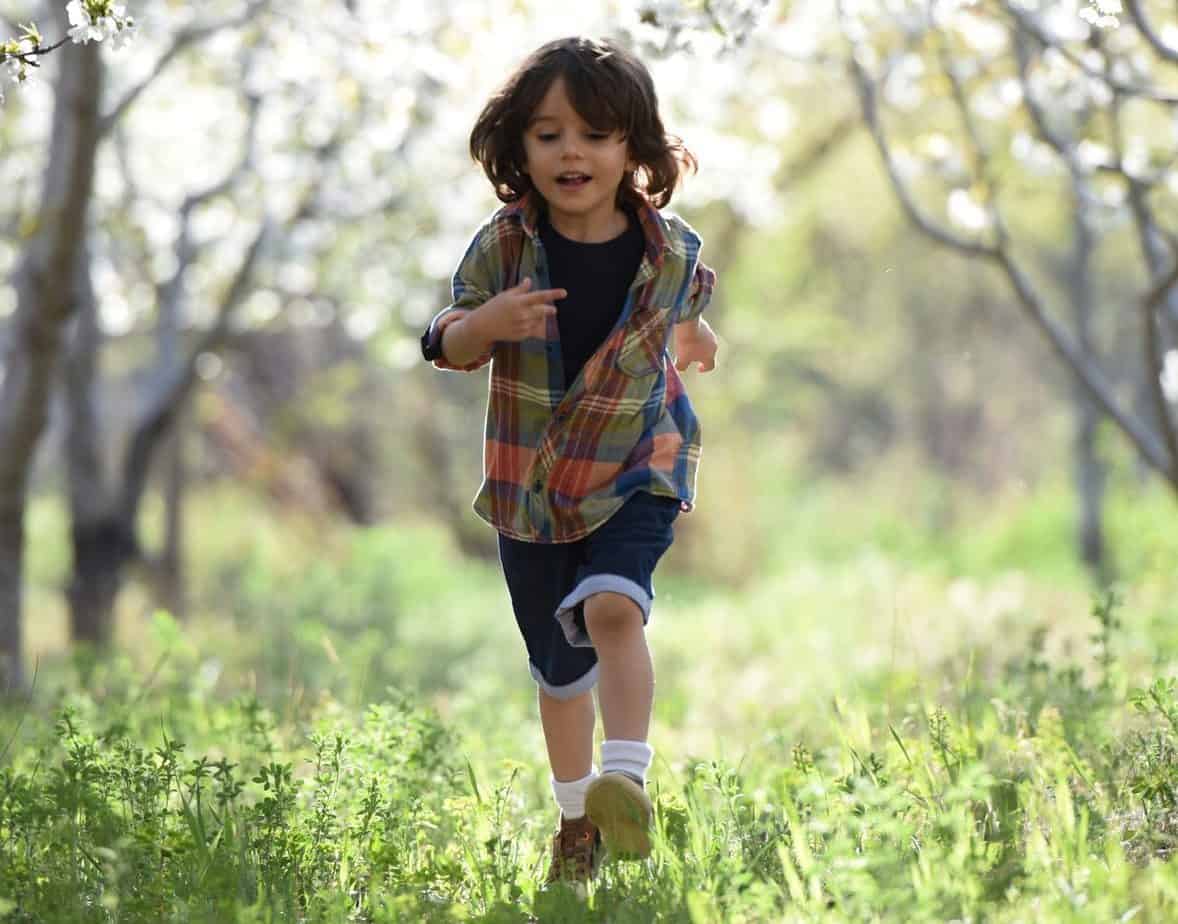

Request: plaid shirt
left=424, top=191, right=715, bottom=543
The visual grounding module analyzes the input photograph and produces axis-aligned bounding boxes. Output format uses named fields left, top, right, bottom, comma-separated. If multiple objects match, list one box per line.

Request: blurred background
left=1, top=0, right=1176, bottom=701
left=5, top=5, right=1178, bottom=917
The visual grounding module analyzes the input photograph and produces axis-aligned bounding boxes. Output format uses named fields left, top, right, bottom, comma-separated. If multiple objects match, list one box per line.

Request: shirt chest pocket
left=615, top=305, right=673, bottom=377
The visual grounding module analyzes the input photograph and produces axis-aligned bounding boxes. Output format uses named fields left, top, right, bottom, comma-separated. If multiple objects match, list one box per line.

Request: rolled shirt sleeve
left=422, top=224, right=498, bottom=371
left=676, top=259, right=716, bottom=325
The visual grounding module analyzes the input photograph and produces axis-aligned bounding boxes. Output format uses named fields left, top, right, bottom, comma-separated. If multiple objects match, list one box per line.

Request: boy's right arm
left=426, top=278, right=566, bottom=370
left=437, top=311, right=494, bottom=368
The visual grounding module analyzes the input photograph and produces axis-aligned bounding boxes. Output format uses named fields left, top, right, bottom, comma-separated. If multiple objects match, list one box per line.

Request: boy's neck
left=545, top=204, right=630, bottom=244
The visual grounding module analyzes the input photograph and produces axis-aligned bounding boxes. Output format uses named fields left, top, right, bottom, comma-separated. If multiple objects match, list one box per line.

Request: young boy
left=420, top=36, right=718, bottom=887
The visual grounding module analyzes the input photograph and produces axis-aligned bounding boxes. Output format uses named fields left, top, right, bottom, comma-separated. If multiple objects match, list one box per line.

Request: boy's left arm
left=673, top=318, right=718, bottom=373
left=673, top=259, right=718, bottom=373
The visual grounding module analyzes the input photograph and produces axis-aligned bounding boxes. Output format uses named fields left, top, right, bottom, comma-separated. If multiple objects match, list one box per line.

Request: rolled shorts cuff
left=554, top=574, right=653, bottom=648
left=529, top=661, right=599, bottom=700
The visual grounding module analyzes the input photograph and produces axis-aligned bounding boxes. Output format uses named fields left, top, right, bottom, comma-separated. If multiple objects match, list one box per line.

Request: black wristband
left=421, top=320, right=445, bottom=362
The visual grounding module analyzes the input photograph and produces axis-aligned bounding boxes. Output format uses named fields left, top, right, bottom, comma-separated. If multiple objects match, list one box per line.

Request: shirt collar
left=505, top=190, right=671, bottom=270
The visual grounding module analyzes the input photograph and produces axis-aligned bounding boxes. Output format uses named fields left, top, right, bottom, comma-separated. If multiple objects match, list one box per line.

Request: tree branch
left=1125, top=0, right=1178, bottom=63
left=996, top=246, right=1174, bottom=476
left=1108, top=77, right=1178, bottom=327
left=1012, top=27, right=1107, bottom=176
left=155, top=92, right=261, bottom=331
left=1, top=36, right=69, bottom=64
left=776, top=112, right=859, bottom=189
left=119, top=218, right=272, bottom=525
left=1143, top=241, right=1178, bottom=483
left=120, top=84, right=264, bottom=528
left=117, top=46, right=337, bottom=529
left=934, top=31, right=1013, bottom=249
left=843, top=45, right=997, bottom=258
left=1002, top=1, right=1178, bottom=106
left=839, top=0, right=1176, bottom=483
left=99, top=0, right=270, bottom=136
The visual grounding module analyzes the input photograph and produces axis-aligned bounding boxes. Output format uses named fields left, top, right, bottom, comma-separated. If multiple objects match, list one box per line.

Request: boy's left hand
left=673, top=319, right=718, bottom=373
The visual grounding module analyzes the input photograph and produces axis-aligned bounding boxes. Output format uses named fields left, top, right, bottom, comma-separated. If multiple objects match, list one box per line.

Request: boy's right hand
left=468, top=278, right=565, bottom=343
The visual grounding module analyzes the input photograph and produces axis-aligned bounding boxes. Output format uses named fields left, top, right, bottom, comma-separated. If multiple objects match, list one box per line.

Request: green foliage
left=0, top=686, right=465, bottom=922
left=6, top=648, right=1175, bottom=921
left=8, top=496, right=1178, bottom=921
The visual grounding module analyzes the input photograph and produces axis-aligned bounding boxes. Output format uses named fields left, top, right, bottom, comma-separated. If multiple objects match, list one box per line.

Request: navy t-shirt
left=539, top=206, right=645, bottom=391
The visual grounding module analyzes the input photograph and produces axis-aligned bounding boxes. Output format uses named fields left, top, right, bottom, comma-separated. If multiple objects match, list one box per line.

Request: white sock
left=601, top=739, right=654, bottom=785
left=551, top=767, right=598, bottom=820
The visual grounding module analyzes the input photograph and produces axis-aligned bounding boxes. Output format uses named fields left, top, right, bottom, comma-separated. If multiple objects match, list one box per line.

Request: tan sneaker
left=584, top=772, right=653, bottom=859
left=544, top=814, right=603, bottom=888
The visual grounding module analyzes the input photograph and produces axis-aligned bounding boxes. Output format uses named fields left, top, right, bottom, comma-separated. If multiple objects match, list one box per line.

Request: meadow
left=4, top=1, right=1178, bottom=920
left=1, top=470, right=1176, bottom=923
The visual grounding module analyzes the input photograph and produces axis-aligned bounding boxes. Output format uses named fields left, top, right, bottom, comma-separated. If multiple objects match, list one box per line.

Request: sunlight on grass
left=7, top=483, right=1177, bottom=921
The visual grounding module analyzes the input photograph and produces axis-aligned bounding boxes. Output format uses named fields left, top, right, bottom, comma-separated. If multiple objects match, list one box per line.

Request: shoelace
left=552, top=823, right=597, bottom=878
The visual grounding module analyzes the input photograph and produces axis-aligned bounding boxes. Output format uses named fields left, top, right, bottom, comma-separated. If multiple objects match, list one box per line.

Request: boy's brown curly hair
left=469, top=36, right=697, bottom=210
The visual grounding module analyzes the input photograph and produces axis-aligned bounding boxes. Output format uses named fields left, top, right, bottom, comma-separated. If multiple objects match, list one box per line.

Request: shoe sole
left=584, top=774, right=652, bottom=859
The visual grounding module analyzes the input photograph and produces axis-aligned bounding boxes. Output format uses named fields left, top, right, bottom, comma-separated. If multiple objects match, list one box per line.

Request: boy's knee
left=538, top=686, right=593, bottom=707
left=584, top=591, right=644, bottom=639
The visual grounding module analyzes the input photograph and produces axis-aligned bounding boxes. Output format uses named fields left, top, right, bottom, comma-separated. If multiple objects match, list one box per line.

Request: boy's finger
left=526, top=288, right=566, bottom=304
left=514, top=278, right=534, bottom=292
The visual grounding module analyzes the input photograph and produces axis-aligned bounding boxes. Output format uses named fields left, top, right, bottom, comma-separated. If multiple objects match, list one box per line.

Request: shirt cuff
left=424, top=309, right=493, bottom=371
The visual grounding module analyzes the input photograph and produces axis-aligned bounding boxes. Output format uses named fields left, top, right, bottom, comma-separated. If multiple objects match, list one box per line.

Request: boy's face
left=521, top=77, right=633, bottom=234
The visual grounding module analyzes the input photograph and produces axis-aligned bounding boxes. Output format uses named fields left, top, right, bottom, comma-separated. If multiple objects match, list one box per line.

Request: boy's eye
left=587, top=132, right=610, bottom=141
left=537, top=133, right=558, bottom=142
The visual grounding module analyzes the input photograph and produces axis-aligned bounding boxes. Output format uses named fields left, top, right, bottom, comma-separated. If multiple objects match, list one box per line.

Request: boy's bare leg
left=583, top=592, right=653, bottom=742
left=538, top=687, right=596, bottom=781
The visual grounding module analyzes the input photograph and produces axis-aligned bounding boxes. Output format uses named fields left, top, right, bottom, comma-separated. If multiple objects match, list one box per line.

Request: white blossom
left=108, top=16, right=137, bottom=51
left=948, top=188, right=991, bottom=232
left=1011, top=132, right=1061, bottom=177
left=891, top=148, right=924, bottom=183
left=67, top=1, right=132, bottom=46
left=954, top=12, right=1006, bottom=56
left=67, top=1, right=104, bottom=43
left=1042, top=5, right=1090, bottom=43
left=0, top=54, right=24, bottom=105
left=1080, top=0, right=1121, bottom=29
left=1076, top=139, right=1112, bottom=171
left=883, top=53, right=926, bottom=110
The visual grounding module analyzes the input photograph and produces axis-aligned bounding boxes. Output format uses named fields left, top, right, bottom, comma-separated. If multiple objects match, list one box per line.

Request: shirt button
left=533, top=478, right=544, bottom=492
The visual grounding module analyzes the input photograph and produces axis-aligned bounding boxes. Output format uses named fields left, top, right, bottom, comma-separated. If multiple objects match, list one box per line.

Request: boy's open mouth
left=556, top=172, right=591, bottom=187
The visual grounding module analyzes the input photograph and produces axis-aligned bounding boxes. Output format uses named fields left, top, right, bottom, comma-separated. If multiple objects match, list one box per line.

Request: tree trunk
left=159, top=420, right=187, bottom=619
left=68, top=517, right=137, bottom=644
left=62, top=248, right=131, bottom=644
left=0, top=517, right=26, bottom=695
left=1073, top=394, right=1108, bottom=581
left=1068, top=185, right=1111, bottom=585
left=0, top=20, right=102, bottom=693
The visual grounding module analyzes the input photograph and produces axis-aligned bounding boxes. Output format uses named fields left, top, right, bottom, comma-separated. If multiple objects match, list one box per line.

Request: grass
left=2, top=480, right=1177, bottom=921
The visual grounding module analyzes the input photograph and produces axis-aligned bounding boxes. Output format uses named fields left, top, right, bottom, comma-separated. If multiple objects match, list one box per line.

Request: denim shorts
left=496, top=490, right=681, bottom=701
